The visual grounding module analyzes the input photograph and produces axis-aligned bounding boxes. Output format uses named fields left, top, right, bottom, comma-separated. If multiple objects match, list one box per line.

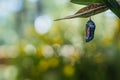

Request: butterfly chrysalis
left=86, top=18, right=96, bottom=42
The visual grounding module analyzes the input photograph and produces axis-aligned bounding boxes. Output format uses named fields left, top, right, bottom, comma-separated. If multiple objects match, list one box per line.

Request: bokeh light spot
left=34, top=15, right=53, bottom=34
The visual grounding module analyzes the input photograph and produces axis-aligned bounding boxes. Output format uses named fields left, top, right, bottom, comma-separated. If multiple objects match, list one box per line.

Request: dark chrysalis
left=86, top=18, right=96, bottom=42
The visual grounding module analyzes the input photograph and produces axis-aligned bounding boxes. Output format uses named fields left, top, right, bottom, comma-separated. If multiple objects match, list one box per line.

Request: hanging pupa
left=86, top=18, right=96, bottom=42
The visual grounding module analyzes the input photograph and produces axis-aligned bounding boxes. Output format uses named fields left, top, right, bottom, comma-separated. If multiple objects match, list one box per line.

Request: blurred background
left=0, top=0, right=120, bottom=80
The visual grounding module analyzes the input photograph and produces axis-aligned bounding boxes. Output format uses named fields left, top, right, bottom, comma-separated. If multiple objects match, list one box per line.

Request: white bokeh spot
left=34, top=15, right=52, bottom=34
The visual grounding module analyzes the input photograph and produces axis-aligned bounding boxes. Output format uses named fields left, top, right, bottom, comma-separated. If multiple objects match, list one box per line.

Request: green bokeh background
left=0, top=0, right=120, bottom=80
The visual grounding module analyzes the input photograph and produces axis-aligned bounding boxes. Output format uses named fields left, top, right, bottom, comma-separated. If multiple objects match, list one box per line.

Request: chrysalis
left=86, top=18, right=96, bottom=42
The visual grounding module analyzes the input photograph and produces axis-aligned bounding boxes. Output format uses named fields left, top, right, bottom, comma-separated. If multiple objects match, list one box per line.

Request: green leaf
left=54, top=4, right=108, bottom=21
left=74, top=4, right=108, bottom=17
left=71, top=0, right=104, bottom=5
left=103, top=0, right=120, bottom=18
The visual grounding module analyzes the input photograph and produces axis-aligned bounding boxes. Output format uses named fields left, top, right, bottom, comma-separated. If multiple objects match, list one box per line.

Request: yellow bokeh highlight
left=49, top=57, right=59, bottom=68
left=38, top=59, right=49, bottom=72
left=36, top=48, right=43, bottom=57
left=63, top=65, right=75, bottom=77
left=18, top=42, right=26, bottom=55
left=102, top=37, right=113, bottom=47
left=52, top=37, right=63, bottom=44
left=69, top=53, right=80, bottom=62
